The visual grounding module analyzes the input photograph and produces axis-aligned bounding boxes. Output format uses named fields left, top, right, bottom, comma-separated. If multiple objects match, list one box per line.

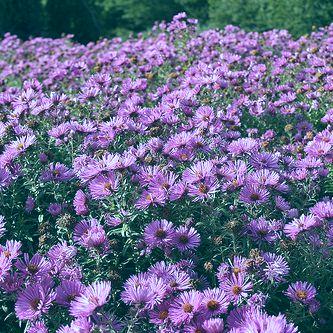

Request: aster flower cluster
left=0, top=12, right=333, bottom=332
left=120, top=259, right=297, bottom=332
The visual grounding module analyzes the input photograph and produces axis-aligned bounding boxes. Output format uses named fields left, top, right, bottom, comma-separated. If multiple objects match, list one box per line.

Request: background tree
left=45, top=0, right=101, bottom=43
left=0, top=0, right=44, bottom=39
left=1, top=0, right=333, bottom=42
left=208, top=0, right=333, bottom=36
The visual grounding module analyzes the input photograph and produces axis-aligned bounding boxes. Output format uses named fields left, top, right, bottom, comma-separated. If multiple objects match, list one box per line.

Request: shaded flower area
left=0, top=12, right=333, bottom=333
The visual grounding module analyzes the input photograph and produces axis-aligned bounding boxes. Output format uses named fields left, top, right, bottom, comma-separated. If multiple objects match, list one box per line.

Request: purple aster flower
left=310, top=200, right=333, bottom=220
left=73, top=156, right=100, bottom=182
left=0, top=149, right=19, bottom=169
left=239, top=184, right=270, bottom=204
left=226, top=305, right=255, bottom=328
left=216, top=263, right=231, bottom=284
left=147, top=276, right=168, bottom=304
left=0, top=168, right=12, bottom=189
left=16, top=253, right=51, bottom=281
left=229, top=256, right=249, bottom=276
left=165, top=270, right=192, bottom=293
left=122, top=272, right=149, bottom=290
left=121, top=276, right=166, bottom=309
left=73, top=218, right=108, bottom=250
left=248, top=292, right=268, bottom=308
left=7, top=134, right=36, bottom=153
left=0, top=271, right=24, bottom=293
left=104, top=214, right=122, bottom=227
left=39, top=152, right=49, bottom=163
left=284, top=214, right=318, bottom=239
left=57, top=317, right=93, bottom=333
left=321, top=109, right=333, bottom=123
left=148, top=261, right=176, bottom=278
left=47, top=203, right=64, bottom=217
left=309, top=299, right=321, bottom=313
left=305, top=141, right=331, bottom=157
left=193, top=106, right=215, bottom=128
left=88, top=171, right=119, bottom=199
left=172, top=148, right=195, bottom=162
left=262, top=252, right=290, bottom=282
left=201, top=288, right=230, bottom=316
left=285, top=281, right=317, bottom=304
left=148, top=172, right=178, bottom=195
left=245, top=311, right=298, bottom=332
left=228, top=138, right=258, bottom=155
left=187, top=178, right=219, bottom=201
left=47, top=241, right=77, bottom=269
left=73, top=190, right=89, bottom=215
left=169, top=290, right=203, bottom=326
left=275, top=195, right=291, bottom=211
left=149, top=300, right=172, bottom=325
left=183, top=319, right=205, bottom=332
left=287, top=208, right=299, bottom=219
left=222, top=165, right=245, bottom=191
left=136, top=165, right=163, bottom=186
left=121, top=284, right=155, bottom=309
left=59, top=265, right=83, bottom=281
left=183, top=161, right=216, bottom=184
left=15, top=280, right=56, bottom=320
left=40, top=163, right=74, bottom=182
left=1, top=240, right=22, bottom=260
left=70, top=281, right=111, bottom=317
left=56, top=280, right=85, bottom=307
left=0, top=122, right=6, bottom=139
left=135, top=189, right=167, bottom=209
left=221, top=273, right=253, bottom=303
left=172, top=226, right=200, bottom=252
left=25, top=196, right=35, bottom=213
left=169, top=181, right=188, bottom=201
left=202, top=318, right=224, bottom=333
left=247, top=169, right=280, bottom=187
left=247, top=217, right=278, bottom=243
left=144, top=219, right=176, bottom=250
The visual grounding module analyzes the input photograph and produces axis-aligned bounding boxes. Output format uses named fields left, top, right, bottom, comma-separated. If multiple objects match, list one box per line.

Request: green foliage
left=209, top=0, right=333, bottom=36
left=208, top=0, right=262, bottom=31
left=324, top=165, right=333, bottom=196
left=174, top=0, right=209, bottom=22
left=109, top=0, right=183, bottom=36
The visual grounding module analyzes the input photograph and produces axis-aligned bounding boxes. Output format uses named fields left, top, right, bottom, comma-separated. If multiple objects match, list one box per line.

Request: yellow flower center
left=183, top=303, right=194, bottom=313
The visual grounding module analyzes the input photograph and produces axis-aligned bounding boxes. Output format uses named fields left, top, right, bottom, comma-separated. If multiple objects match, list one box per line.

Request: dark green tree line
left=0, top=0, right=333, bottom=43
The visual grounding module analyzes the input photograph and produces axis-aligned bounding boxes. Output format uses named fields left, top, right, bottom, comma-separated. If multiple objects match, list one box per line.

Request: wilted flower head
left=0, top=216, right=6, bottom=238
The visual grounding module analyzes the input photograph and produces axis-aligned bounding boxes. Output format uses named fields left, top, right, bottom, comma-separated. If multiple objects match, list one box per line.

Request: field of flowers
left=0, top=12, right=333, bottom=333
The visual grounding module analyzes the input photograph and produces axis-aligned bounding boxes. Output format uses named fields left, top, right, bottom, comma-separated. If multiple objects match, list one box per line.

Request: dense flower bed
left=0, top=13, right=333, bottom=333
